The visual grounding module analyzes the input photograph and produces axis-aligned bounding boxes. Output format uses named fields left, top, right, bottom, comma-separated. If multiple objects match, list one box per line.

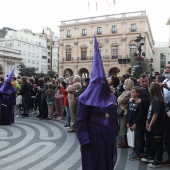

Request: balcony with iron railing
left=60, top=55, right=122, bottom=62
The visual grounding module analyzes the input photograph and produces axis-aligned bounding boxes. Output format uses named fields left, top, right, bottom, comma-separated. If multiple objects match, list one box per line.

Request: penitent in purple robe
left=0, top=68, right=16, bottom=125
left=77, top=102, right=118, bottom=170
left=77, top=35, right=118, bottom=170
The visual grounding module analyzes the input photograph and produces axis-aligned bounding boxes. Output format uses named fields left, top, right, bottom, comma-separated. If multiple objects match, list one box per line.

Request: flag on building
left=95, top=0, right=97, bottom=10
left=87, top=0, right=90, bottom=11
left=106, top=0, right=111, bottom=7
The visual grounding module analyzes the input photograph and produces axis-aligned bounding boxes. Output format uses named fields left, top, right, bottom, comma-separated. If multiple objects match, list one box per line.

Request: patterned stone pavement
left=0, top=116, right=169, bottom=170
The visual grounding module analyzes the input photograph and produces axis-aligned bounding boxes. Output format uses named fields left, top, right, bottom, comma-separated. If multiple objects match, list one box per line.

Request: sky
left=0, top=0, right=170, bottom=42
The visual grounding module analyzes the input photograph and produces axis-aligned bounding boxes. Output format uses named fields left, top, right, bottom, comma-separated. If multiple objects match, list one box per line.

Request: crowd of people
left=0, top=65, right=170, bottom=169
left=0, top=74, right=90, bottom=133
left=107, top=66, right=170, bottom=168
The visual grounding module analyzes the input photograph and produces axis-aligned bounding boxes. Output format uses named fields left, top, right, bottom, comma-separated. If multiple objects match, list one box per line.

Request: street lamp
left=132, top=34, right=145, bottom=77
left=134, top=34, right=145, bottom=60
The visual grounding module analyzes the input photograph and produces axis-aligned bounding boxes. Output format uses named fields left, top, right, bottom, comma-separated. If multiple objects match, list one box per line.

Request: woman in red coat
left=60, top=81, right=70, bottom=127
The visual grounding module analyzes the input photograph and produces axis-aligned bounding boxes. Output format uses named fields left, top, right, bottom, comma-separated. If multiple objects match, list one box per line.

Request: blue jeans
left=133, top=125, right=144, bottom=155
left=22, top=95, right=30, bottom=115
left=65, top=106, right=71, bottom=126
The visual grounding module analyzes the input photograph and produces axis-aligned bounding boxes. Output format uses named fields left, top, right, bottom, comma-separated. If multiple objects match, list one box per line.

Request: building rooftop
left=60, top=10, right=147, bottom=25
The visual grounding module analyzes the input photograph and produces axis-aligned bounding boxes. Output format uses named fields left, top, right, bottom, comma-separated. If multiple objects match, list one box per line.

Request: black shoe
left=36, top=115, right=41, bottom=118
left=162, top=159, right=170, bottom=166
left=39, top=117, right=46, bottom=119
left=141, top=156, right=154, bottom=163
left=23, top=114, right=29, bottom=117
left=148, top=161, right=163, bottom=168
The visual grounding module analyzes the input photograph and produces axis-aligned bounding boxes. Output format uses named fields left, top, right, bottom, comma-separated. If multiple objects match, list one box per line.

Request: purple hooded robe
left=0, top=68, right=16, bottom=125
left=76, top=35, right=118, bottom=170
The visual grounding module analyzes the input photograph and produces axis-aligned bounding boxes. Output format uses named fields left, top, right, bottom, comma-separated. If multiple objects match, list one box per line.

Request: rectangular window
left=130, top=45, right=137, bottom=56
left=131, top=24, right=136, bottom=32
left=23, top=44, right=26, bottom=48
left=82, top=29, right=87, bottom=36
left=47, top=45, right=50, bottom=50
left=27, top=52, right=30, bottom=56
left=160, top=53, right=166, bottom=74
left=36, top=61, right=39, bottom=64
left=48, top=52, right=51, bottom=56
left=47, top=39, right=50, bottom=43
left=111, top=46, right=118, bottom=59
left=27, top=59, right=30, bottom=62
left=32, top=53, right=35, bottom=57
left=42, top=56, right=47, bottom=59
left=67, top=30, right=71, bottom=38
left=23, top=51, right=26, bottom=55
left=81, top=49, right=87, bottom=60
left=48, top=59, right=51, bottom=63
left=48, top=65, right=51, bottom=70
left=32, top=60, right=35, bottom=63
left=66, top=49, right=71, bottom=61
left=112, top=25, right=117, bottom=33
left=97, top=27, right=102, bottom=35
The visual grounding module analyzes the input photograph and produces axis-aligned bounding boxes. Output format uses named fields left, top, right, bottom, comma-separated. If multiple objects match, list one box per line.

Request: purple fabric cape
left=0, top=68, right=16, bottom=93
left=78, top=35, right=116, bottom=107
left=0, top=68, right=16, bottom=125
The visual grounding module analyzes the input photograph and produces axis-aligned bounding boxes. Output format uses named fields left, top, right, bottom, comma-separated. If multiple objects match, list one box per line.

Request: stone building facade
left=0, top=45, right=22, bottom=77
left=58, top=11, right=154, bottom=78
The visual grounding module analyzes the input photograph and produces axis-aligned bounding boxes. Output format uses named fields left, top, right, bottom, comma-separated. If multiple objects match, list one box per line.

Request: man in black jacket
left=139, top=74, right=151, bottom=159
left=38, top=77, right=49, bottom=119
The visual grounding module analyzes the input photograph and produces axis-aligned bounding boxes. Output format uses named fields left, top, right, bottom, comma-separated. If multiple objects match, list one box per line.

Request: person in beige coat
left=117, top=79, right=134, bottom=148
left=66, top=75, right=82, bottom=132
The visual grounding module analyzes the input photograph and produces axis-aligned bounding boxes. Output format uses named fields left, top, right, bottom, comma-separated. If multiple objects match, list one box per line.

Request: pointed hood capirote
left=0, top=68, right=16, bottom=93
left=78, top=35, right=116, bottom=107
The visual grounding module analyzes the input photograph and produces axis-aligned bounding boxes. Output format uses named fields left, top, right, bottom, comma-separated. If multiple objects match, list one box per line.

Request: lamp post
left=132, top=34, right=145, bottom=78
left=134, top=34, right=145, bottom=61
